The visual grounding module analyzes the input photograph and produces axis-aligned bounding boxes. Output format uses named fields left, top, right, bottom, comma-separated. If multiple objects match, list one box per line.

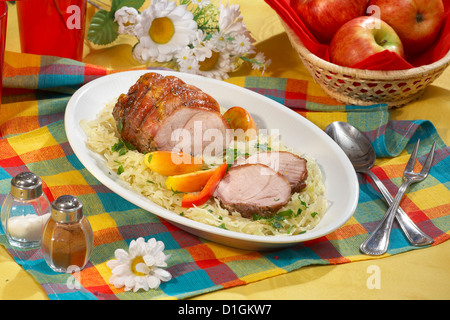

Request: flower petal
left=124, top=276, right=136, bottom=291
left=147, top=275, right=161, bottom=289
left=135, top=262, right=150, bottom=275
left=114, top=249, right=129, bottom=261
left=154, top=268, right=172, bottom=282
left=112, top=263, right=132, bottom=276
left=134, top=276, right=149, bottom=292
left=143, top=254, right=156, bottom=267
left=109, top=275, right=125, bottom=288
left=106, top=259, right=119, bottom=270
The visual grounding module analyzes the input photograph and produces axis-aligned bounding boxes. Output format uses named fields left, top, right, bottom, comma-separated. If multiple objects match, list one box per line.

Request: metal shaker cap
left=51, top=195, right=83, bottom=222
left=10, top=172, right=43, bottom=200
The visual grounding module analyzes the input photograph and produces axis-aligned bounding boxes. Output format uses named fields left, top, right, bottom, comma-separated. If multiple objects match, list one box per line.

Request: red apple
left=329, top=16, right=404, bottom=67
left=368, top=0, right=444, bottom=55
left=290, top=0, right=368, bottom=43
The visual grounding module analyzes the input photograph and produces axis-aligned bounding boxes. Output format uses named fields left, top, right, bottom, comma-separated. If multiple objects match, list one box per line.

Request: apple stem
left=416, top=13, right=425, bottom=23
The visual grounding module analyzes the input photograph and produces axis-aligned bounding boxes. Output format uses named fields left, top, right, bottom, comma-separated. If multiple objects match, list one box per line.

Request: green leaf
left=87, top=9, right=119, bottom=45
left=111, top=0, right=145, bottom=12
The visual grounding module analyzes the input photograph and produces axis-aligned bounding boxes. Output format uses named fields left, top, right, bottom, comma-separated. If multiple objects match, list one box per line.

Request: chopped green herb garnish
left=253, top=211, right=287, bottom=229
left=255, top=142, right=271, bottom=152
left=218, top=223, right=227, bottom=230
left=225, top=148, right=242, bottom=167
left=252, top=214, right=264, bottom=221
left=278, top=209, right=293, bottom=218
left=251, top=205, right=310, bottom=232
left=111, top=138, right=136, bottom=156
left=297, top=196, right=309, bottom=208
left=123, top=140, right=136, bottom=150
left=171, top=187, right=185, bottom=196
left=311, top=212, right=318, bottom=218
left=111, top=140, right=125, bottom=152
left=272, top=221, right=283, bottom=229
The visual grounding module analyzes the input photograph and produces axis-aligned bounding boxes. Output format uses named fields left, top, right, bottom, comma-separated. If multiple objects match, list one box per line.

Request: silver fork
left=360, top=140, right=436, bottom=256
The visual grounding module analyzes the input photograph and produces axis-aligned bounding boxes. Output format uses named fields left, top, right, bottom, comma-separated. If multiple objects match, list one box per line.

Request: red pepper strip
left=181, top=163, right=228, bottom=208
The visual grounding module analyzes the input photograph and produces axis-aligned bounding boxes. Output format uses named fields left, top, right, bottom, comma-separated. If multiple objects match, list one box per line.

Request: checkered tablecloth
left=1, top=52, right=448, bottom=300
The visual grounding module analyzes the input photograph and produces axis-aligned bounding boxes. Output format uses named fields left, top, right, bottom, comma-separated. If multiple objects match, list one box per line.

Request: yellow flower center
left=199, top=51, right=220, bottom=71
left=148, top=17, right=175, bottom=44
left=131, top=256, right=147, bottom=276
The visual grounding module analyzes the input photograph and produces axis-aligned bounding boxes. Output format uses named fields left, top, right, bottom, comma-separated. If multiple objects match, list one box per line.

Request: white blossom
left=231, top=34, right=254, bottom=56
left=133, top=0, right=197, bottom=62
left=191, top=0, right=211, bottom=8
left=106, top=237, right=172, bottom=292
left=115, top=7, right=140, bottom=36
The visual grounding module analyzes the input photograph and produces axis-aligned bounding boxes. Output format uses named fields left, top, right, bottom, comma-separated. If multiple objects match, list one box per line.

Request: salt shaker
left=0, top=172, right=51, bottom=249
left=41, top=195, right=94, bottom=273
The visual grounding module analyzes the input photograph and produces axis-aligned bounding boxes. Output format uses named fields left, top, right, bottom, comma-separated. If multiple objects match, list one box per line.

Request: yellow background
left=1, top=1, right=449, bottom=300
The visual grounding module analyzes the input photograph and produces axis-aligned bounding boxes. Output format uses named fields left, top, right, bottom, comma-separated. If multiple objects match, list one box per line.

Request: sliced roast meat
left=151, top=106, right=232, bottom=157
left=214, top=164, right=292, bottom=219
left=112, top=72, right=226, bottom=155
left=235, top=151, right=308, bottom=192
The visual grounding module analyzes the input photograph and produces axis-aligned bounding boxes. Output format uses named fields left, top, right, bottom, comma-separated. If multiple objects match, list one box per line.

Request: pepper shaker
left=41, top=195, right=94, bottom=273
left=1, top=172, right=51, bottom=249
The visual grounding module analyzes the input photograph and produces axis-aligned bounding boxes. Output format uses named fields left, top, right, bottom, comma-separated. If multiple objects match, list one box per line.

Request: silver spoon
left=325, top=121, right=434, bottom=247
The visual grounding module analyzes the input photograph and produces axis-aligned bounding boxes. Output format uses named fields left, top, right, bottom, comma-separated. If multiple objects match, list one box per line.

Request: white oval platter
left=65, top=70, right=359, bottom=251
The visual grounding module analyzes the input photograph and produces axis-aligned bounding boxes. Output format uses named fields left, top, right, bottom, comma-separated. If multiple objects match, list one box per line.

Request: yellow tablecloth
left=1, top=1, right=449, bottom=300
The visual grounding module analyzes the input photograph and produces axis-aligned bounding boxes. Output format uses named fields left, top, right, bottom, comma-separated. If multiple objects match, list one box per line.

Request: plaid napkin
left=1, top=51, right=449, bottom=300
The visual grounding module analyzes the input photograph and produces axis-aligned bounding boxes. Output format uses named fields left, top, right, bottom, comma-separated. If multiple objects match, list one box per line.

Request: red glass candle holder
left=0, top=2, right=7, bottom=106
left=17, top=0, right=87, bottom=61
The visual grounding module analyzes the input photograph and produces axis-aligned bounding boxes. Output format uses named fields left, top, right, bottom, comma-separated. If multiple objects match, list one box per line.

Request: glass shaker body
left=41, top=195, right=94, bottom=273
left=1, top=172, right=51, bottom=249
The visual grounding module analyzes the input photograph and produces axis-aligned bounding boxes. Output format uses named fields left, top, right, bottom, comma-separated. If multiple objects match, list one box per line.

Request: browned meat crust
left=112, top=72, right=223, bottom=154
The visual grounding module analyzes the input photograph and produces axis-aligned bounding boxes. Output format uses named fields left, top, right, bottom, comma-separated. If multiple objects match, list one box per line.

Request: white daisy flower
left=191, top=30, right=215, bottom=61
left=176, top=33, right=234, bottom=80
left=106, top=237, right=172, bottom=292
left=231, top=34, right=254, bottom=56
left=114, top=6, right=140, bottom=36
left=176, top=47, right=200, bottom=73
left=191, top=0, right=211, bottom=9
left=133, top=0, right=198, bottom=62
left=210, top=31, right=230, bottom=51
left=250, top=52, right=272, bottom=75
left=179, top=57, right=201, bottom=74
left=197, top=46, right=234, bottom=80
left=176, top=46, right=195, bottom=66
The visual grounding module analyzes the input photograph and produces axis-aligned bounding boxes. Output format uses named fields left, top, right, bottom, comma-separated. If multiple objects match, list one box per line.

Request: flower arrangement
left=88, top=0, right=271, bottom=80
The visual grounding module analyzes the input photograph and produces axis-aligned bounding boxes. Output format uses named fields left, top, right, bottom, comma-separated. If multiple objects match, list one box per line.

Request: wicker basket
left=282, top=20, right=450, bottom=108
